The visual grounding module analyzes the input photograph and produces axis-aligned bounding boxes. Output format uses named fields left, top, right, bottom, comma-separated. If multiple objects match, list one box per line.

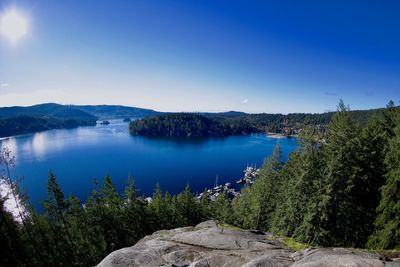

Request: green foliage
left=271, top=235, right=310, bottom=251
left=230, top=100, right=400, bottom=249
left=211, top=191, right=233, bottom=224
left=176, top=184, right=200, bottom=225
left=1, top=100, right=399, bottom=267
left=129, top=113, right=259, bottom=137
left=368, top=117, right=400, bottom=249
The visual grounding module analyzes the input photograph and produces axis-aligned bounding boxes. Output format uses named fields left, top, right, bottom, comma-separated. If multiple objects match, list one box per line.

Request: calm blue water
left=0, top=120, right=298, bottom=208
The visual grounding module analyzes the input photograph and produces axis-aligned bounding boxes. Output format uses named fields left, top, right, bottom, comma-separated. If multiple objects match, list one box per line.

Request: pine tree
left=122, top=176, right=150, bottom=245
left=247, top=144, right=282, bottom=231
left=66, top=194, right=96, bottom=266
left=199, top=189, right=211, bottom=220
left=43, top=171, right=76, bottom=263
left=84, top=179, right=109, bottom=261
left=176, top=184, right=199, bottom=226
left=212, top=191, right=232, bottom=224
left=100, top=175, right=124, bottom=252
left=368, top=118, right=400, bottom=249
left=281, top=128, right=325, bottom=242
left=312, top=100, right=368, bottom=247
left=149, top=183, right=169, bottom=229
left=231, top=186, right=252, bottom=228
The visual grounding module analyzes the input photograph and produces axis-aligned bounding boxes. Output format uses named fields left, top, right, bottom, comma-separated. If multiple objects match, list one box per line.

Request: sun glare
left=0, top=8, right=29, bottom=44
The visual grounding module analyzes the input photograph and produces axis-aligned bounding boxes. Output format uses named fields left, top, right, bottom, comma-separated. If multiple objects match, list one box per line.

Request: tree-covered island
left=129, top=113, right=260, bottom=137
left=129, top=107, right=390, bottom=137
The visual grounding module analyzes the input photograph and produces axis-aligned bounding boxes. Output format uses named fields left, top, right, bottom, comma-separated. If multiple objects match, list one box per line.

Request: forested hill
left=0, top=103, right=97, bottom=137
left=0, top=103, right=96, bottom=120
left=129, top=113, right=259, bottom=137
left=129, top=106, right=390, bottom=137
left=206, top=107, right=387, bottom=133
left=73, top=105, right=160, bottom=119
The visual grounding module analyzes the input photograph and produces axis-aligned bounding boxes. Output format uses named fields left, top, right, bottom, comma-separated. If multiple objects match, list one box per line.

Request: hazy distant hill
left=0, top=103, right=97, bottom=121
left=0, top=103, right=97, bottom=138
left=73, top=105, right=160, bottom=119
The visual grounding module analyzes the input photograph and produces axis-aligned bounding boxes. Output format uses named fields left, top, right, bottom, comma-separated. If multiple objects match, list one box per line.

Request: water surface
left=0, top=120, right=298, bottom=208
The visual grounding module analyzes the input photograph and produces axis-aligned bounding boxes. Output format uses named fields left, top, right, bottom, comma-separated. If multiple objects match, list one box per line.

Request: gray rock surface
left=98, top=220, right=400, bottom=267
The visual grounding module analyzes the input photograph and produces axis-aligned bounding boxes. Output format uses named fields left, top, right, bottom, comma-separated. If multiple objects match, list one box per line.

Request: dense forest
left=0, top=103, right=97, bottom=137
left=0, top=116, right=96, bottom=138
left=129, top=113, right=260, bottom=137
left=1, top=100, right=399, bottom=266
left=130, top=107, right=386, bottom=137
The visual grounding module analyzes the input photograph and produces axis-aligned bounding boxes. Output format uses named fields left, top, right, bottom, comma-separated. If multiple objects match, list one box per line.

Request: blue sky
left=0, top=0, right=399, bottom=113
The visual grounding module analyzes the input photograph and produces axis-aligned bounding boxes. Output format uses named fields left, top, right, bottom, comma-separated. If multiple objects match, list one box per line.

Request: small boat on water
left=99, top=120, right=110, bottom=125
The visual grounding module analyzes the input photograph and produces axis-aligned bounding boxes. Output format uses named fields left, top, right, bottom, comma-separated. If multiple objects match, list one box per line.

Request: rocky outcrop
left=98, top=220, right=400, bottom=267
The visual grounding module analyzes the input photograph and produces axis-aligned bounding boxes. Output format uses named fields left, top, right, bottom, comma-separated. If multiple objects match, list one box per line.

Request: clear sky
left=0, top=0, right=399, bottom=113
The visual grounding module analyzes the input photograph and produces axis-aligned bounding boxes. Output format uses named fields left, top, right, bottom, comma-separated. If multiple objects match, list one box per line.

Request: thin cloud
left=0, top=83, right=9, bottom=87
left=324, top=91, right=337, bottom=96
left=365, top=91, right=374, bottom=97
left=243, top=98, right=249, bottom=104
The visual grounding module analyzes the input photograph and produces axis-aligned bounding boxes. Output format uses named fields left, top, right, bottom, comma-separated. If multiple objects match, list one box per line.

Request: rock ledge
left=98, top=220, right=399, bottom=267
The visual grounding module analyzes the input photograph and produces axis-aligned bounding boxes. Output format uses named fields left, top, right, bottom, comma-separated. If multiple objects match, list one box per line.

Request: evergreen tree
left=43, top=171, right=76, bottom=264
left=231, top=186, right=252, bottom=228
left=66, top=194, right=96, bottom=266
left=84, top=178, right=108, bottom=260
left=212, top=191, right=232, bottom=224
left=100, top=175, right=124, bottom=252
left=199, top=189, right=211, bottom=220
left=176, top=184, right=199, bottom=226
left=283, top=128, right=325, bottom=242
left=312, top=100, right=367, bottom=246
left=122, top=176, right=150, bottom=245
left=368, top=118, right=400, bottom=249
left=149, top=183, right=169, bottom=229
left=164, top=191, right=180, bottom=228
left=247, top=144, right=282, bottom=230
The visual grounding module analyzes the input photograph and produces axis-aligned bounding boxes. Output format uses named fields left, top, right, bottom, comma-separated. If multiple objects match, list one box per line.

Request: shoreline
left=266, top=132, right=296, bottom=139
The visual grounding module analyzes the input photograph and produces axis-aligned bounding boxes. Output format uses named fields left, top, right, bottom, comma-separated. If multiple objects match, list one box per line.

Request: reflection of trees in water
left=138, top=135, right=230, bottom=147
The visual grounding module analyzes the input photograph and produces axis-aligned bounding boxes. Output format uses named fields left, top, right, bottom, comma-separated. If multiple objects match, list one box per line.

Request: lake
left=0, top=120, right=298, bottom=208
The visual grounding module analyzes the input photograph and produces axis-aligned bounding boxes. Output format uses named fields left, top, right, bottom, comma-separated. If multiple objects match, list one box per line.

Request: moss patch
left=281, top=237, right=310, bottom=251
left=269, top=235, right=310, bottom=251
left=218, top=223, right=243, bottom=231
